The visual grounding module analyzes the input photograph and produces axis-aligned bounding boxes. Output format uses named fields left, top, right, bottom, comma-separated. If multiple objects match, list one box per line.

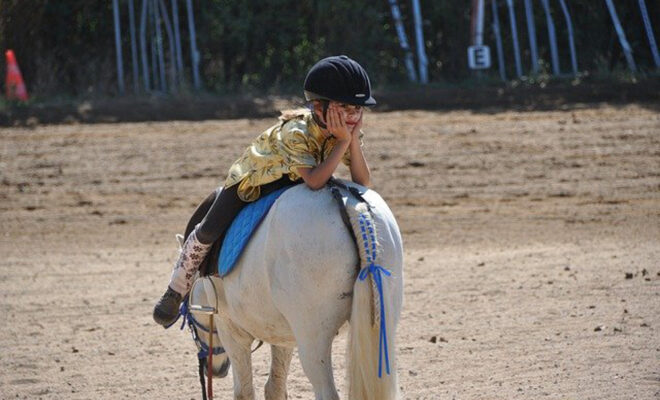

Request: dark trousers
left=194, top=176, right=300, bottom=245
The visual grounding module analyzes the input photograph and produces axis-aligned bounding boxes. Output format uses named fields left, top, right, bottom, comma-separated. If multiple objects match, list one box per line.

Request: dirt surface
left=1, top=103, right=659, bottom=399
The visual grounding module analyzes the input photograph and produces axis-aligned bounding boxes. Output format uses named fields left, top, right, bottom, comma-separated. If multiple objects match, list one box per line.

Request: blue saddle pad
left=218, top=186, right=292, bottom=277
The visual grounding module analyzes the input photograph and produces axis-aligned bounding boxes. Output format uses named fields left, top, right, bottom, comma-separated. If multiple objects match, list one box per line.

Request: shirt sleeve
left=276, top=122, right=318, bottom=170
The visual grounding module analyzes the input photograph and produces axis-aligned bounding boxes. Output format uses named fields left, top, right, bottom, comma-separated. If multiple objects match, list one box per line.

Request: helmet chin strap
left=311, top=100, right=330, bottom=130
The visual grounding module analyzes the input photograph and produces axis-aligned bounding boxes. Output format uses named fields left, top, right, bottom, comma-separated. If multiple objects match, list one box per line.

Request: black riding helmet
left=304, top=55, right=376, bottom=107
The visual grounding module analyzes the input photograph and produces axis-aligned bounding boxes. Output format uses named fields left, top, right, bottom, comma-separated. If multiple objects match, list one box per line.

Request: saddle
left=184, top=184, right=295, bottom=277
left=184, top=179, right=370, bottom=278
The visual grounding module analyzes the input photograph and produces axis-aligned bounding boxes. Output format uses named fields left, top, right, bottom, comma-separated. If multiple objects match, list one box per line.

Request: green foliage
left=0, top=0, right=658, bottom=98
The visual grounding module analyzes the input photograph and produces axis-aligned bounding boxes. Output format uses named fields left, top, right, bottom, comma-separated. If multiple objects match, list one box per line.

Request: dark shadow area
left=374, top=79, right=660, bottom=114
left=1, top=79, right=658, bottom=126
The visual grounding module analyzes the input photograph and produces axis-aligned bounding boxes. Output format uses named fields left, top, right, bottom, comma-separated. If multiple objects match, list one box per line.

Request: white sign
left=468, top=45, right=491, bottom=69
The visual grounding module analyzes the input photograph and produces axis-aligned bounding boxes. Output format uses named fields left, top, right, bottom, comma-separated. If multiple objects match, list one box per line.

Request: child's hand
left=326, top=105, right=351, bottom=142
left=350, top=113, right=363, bottom=141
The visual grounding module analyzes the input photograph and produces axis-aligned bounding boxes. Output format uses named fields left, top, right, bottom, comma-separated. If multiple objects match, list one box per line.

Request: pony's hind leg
left=297, top=334, right=339, bottom=400
left=264, top=345, right=293, bottom=400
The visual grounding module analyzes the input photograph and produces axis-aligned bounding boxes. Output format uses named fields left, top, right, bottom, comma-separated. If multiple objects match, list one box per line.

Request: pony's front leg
left=217, top=321, right=256, bottom=400
left=265, top=345, right=293, bottom=400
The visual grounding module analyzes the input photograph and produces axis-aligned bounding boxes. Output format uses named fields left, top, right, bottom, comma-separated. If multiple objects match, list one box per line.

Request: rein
left=165, top=277, right=264, bottom=400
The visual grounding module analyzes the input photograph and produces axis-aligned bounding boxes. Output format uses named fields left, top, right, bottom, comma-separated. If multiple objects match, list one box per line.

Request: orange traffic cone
left=5, top=49, right=29, bottom=101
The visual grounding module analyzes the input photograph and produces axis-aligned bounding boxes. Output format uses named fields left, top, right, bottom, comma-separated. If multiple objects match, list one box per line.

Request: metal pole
left=153, top=0, right=167, bottom=92
left=128, top=0, right=140, bottom=93
left=605, top=0, right=637, bottom=72
left=113, top=0, right=125, bottom=95
left=411, top=0, right=428, bottom=84
left=139, top=0, right=150, bottom=92
left=171, top=0, right=185, bottom=82
left=558, top=0, right=578, bottom=76
left=491, top=0, right=507, bottom=81
left=540, top=0, right=560, bottom=76
left=506, top=0, right=523, bottom=78
left=150, top=3, right=160, bottom=91
left=158, top=0, right=177, bottom=92
left=388, top=0, right=418, bottom=82
left=524, top=0, right=539, bottom=74
left=186, top=0, right=201, bottom=90
left=190, top=304, right=216, bottom=400
left=638, top=0, right=660, bottom=68
left=207, top=314, right=213, bottom=400
left=474, top=0, right=485, bottom=46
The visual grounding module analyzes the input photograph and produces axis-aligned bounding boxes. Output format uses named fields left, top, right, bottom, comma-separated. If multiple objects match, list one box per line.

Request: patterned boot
left=153, top=229, right=212, bottom=327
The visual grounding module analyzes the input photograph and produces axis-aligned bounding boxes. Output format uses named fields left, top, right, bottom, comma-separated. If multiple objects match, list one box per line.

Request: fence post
left=186, top=0, right=201, bottom=90
left=388, top=0, right=418, bottom=83
left=411, top=0, right=428, bottom=84
left=558, top=0, right=578, bottom=76
left=128, top=0, right=140, bottom=93
left=605, top=0, right=637, bottom=72
left=139, top=0, right=151, bottom=92
left=171, top=0, right=185, bottom=83
left=506, top=0, right=523, bottom=78
left=524, top=0, right=539, bottom=74
left=491, top=0, right=507, bottom=81
left=540, top=0, right=560, bottom=76
left=638, top=0, right=660, bottom=68
left=113, top=0, right=125, bottom=94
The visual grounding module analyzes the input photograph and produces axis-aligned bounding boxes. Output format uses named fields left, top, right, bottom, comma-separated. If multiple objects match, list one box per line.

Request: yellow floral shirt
left=224, top=110, right=353, bottom=202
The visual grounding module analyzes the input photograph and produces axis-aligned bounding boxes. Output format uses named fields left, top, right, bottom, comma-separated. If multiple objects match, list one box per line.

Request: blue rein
left=165, top=297, right=226, bottom=359
left=357, top=213, right=392, bottom=378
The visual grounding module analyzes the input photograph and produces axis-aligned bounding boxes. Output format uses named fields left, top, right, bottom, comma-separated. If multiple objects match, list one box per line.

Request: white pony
left=189, top=180, right=403, bottom=400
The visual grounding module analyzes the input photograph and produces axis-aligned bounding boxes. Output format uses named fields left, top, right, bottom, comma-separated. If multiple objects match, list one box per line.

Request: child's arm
left=296, top=105, right=353, bottom=190
left=347, top=116, right=370, bottom=187
left=296, top=139, right=351, bottom=190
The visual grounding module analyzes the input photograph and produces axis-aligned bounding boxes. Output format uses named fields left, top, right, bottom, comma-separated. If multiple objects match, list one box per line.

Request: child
left=154, top=55, right=375, bottom=326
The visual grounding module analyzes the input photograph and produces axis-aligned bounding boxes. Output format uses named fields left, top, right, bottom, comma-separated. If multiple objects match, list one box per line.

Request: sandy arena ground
left=1, top=104, right=659, bottom=399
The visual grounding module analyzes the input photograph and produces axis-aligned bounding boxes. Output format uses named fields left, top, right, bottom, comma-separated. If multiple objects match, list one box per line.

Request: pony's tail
left=346, top=273, right=399, bottom=400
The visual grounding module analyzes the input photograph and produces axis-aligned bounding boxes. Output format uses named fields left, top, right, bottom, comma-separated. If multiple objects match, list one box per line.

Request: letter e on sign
left=468, top=45, right=491, bottom=69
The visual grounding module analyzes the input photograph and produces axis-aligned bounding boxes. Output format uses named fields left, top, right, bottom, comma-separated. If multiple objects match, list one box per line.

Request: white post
left=506, top=0, right=523, bottom=78
left=638, top=0, right=660, bottom=68
left=411, top=0, right=428, bottom=84
left=128, top=0, right=140, bottom=93
left=139, top=0, right=150, bottom=92
left=491, top=0, right=507, bottom=81
left=152, top=0, right=166, bottom=92
left=157, top=0, right=177, bottom=91
left=540, top=0, right=560, bottom=76
left=388, top=0, right=418, bottom=82
left=605, top=0, right=637, bottom=72
left=113, top=0, right=125, bottom=95
left=171, top=0, right=185, bottom=81
left=524, top=0, right=539, bottom=74
left=558, top=0, right=578, bottom=76
left=186, top=0, right=201, bottom=90
left=475, top=0, right=485, bottom=45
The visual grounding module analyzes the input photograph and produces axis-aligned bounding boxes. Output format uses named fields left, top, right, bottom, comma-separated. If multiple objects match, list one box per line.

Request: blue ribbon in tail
left=359, top=263, right=392, bottom=377
left=357, top=212, right=392, bottom=378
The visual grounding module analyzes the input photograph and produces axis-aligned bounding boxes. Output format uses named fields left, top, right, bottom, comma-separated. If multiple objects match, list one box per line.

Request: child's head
left=303, top=55, right=375, bottom=129
left=304, top=55, right=375, bottom=106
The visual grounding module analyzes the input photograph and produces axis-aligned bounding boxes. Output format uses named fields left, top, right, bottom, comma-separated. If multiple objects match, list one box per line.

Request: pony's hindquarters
left=347, top=194, right=403, bottom=400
